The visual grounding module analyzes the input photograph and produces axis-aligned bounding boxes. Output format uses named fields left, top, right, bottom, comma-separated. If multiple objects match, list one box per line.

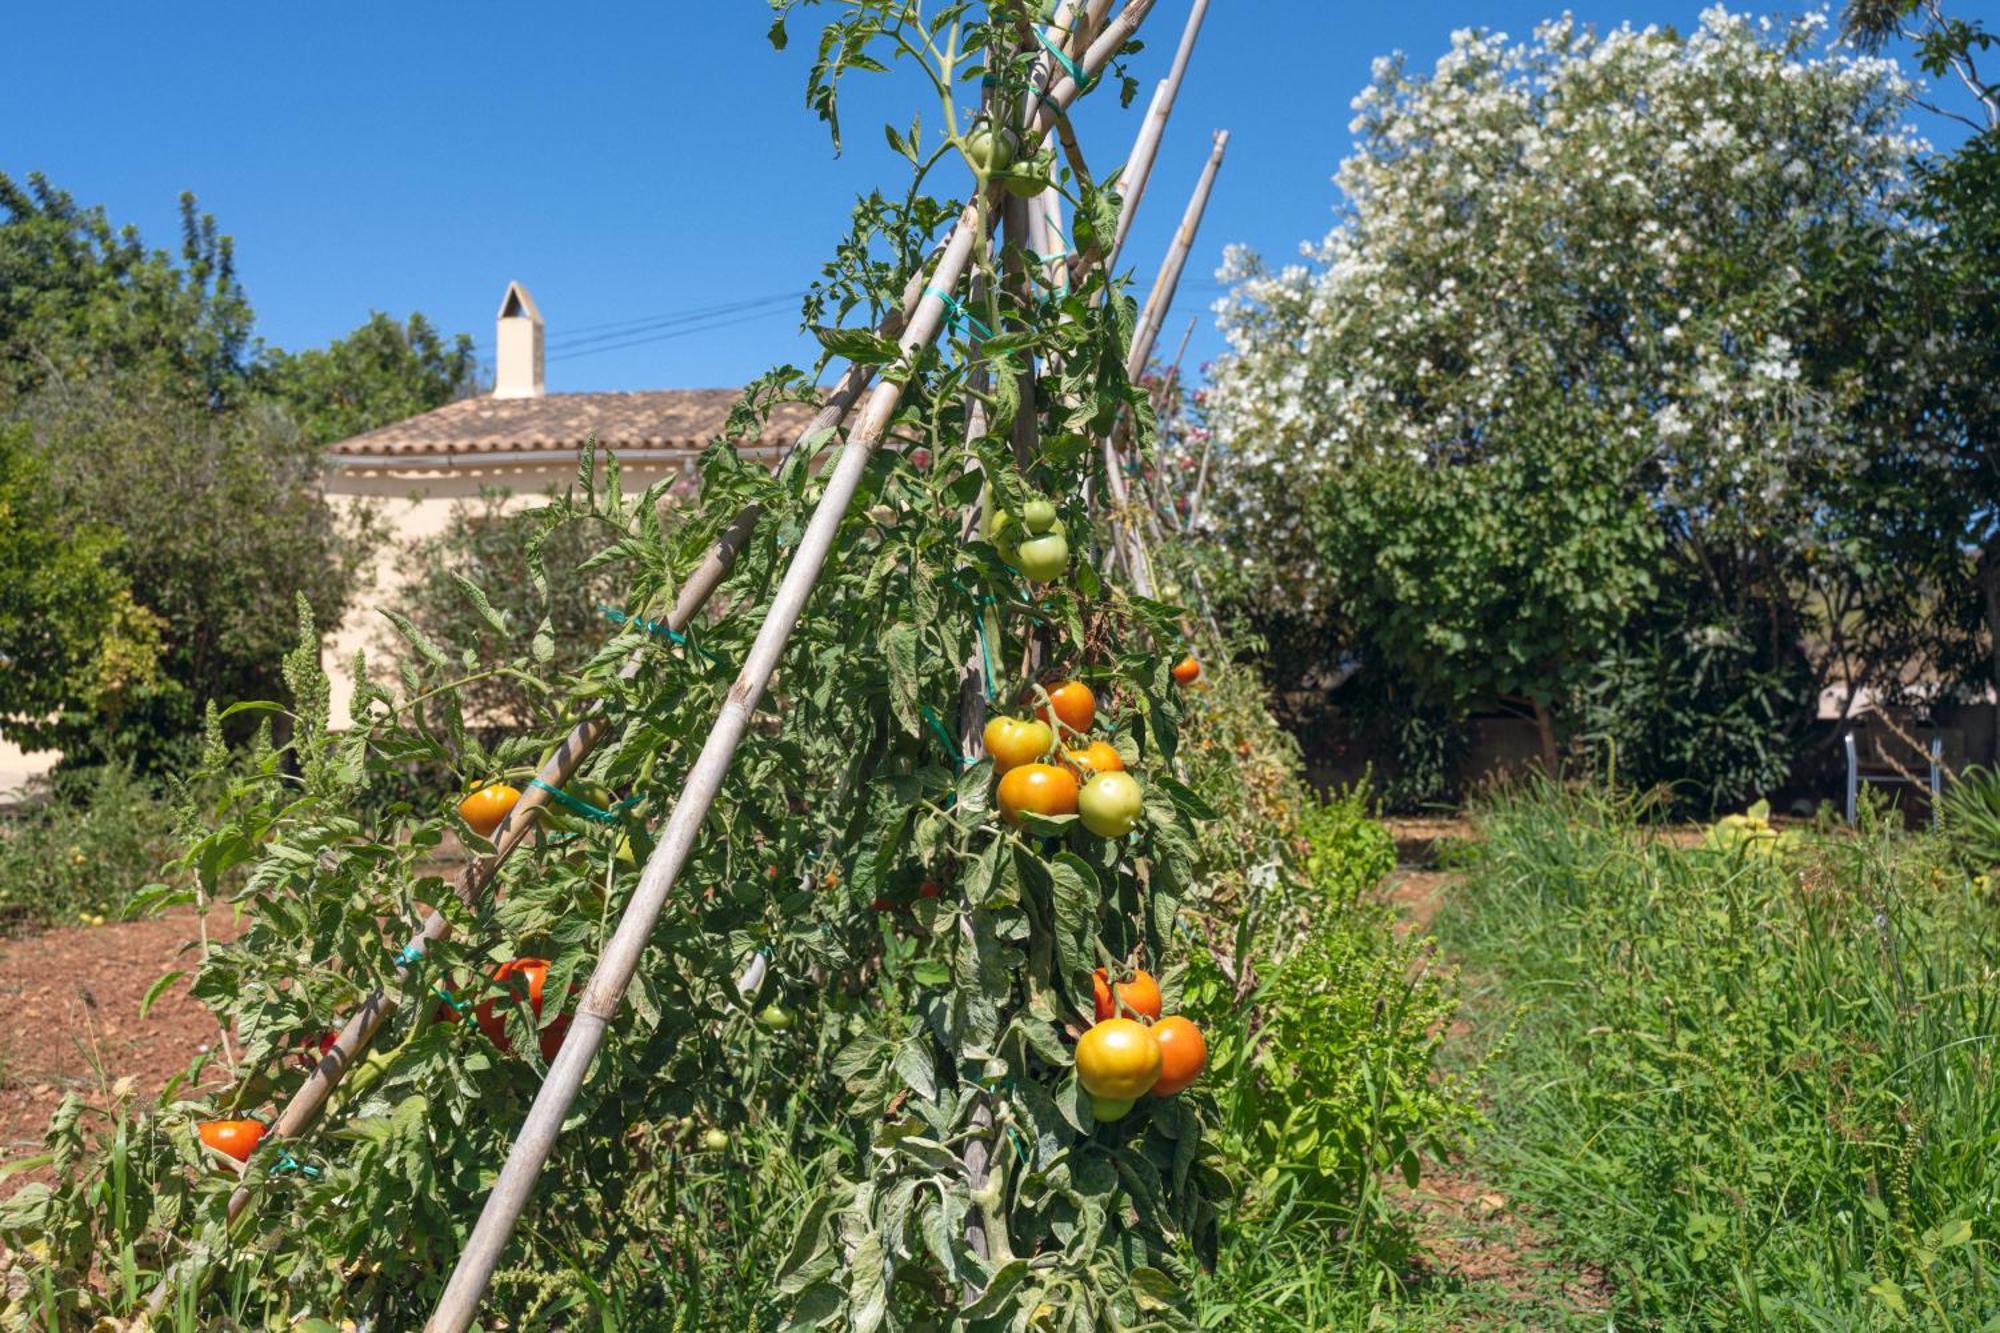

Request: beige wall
left=322, top=459, right=696, bottom=728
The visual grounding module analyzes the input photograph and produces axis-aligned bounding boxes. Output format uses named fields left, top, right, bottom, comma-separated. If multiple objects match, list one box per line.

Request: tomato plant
left=3, top=4, right=1238, bottom=1328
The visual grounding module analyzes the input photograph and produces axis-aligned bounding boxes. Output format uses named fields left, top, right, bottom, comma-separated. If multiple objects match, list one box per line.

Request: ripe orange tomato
left=1171, top=655, right=1201, bottom=686
left=1031, top=680, right=1096, bottom=736
left=198, top=1119, right=266, bottom=1163
left=996, top=763, right=1079, bottom=825
left=1092, top=967, right=1163, bottom=1022
left=1064, top=740, right=1125, bottom=777
left=1075, top=1017, right=1162, bottom=1101
left=918, top=880, right=942, bottom=899
left=983, top=716, right=1054, bottom=774
left=459, top=783, right=522, bottom=839
left=474, top=958, right=571, bottom=1062
left=1150, top=1015, right=1208, bottom=1096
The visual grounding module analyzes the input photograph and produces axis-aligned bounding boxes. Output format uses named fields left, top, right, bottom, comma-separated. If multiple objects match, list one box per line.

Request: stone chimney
left=493, top=281, right=545, bottom=399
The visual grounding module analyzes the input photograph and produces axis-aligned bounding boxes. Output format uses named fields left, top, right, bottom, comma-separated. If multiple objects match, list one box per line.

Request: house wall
left=321, top=459, right=696, bottom=728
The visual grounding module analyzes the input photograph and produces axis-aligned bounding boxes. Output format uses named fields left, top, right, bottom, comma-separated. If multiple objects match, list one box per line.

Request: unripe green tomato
left=1091, top=1094, right=1136, bottom=1122
left=1012, top=531, right=1070, bottom=583
left=1079, top=771, right=1144, bottom=837
left=1003, top=150, right=1055, bottom=198
left=702, top=1128, right=731, bottom=1152
left=756, top=1004, right=794, bottom=1031
left=1022, top=498, right=1058, bottom=533
left=964, top=126, right=1015, bottom=175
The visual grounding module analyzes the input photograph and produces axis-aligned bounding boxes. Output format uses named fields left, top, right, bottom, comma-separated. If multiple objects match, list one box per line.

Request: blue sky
left=4, top=3, right=1980, bottom=394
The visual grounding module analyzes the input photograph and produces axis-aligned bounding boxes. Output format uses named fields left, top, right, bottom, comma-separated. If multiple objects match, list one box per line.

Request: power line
left=544, top=304, right=803, bottom=363
left=468, top=290, right=808, bottom=354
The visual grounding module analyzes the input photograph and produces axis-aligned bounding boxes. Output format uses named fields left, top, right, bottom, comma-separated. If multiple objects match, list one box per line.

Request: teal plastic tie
left=394, top=942, right=425, bottom=969
left=272, top=1150, right=322, bottom=1180
left=529, top=777, right=638, bottom=826
left=599, top=606, right=724, bottom=667
left=921, top=705, right=965, bottom=773
left=925, top=287, right=992, bottom=345
left=1034, top=29, right=1097, bottom=93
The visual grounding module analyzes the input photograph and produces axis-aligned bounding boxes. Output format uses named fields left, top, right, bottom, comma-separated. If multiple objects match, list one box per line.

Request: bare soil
left=0, top=907, right=242, bottom=1180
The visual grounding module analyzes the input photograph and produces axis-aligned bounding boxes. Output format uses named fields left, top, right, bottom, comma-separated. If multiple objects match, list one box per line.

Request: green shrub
left=0, top=766, right=177, bottom=930
left=1441, top=780, right=2000, bottom=1326
left=1297, top=784, right=1396, bottom=905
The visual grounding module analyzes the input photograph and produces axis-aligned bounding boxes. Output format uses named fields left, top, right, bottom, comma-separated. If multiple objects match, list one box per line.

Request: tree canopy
left=1204, top=11, right=1937, bottom=793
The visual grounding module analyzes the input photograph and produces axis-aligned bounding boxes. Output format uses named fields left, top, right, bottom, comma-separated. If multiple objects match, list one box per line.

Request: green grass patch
left=1437, top=782, right=2000, bottom=1328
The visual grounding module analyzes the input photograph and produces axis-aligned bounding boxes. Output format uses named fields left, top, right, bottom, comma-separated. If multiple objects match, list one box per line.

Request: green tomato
left=1090, top=1094, right=1136, bottom=1122
left=1078, top=771, right=1143, bottom=838
left=1012, top=531, right=1070, bottom=583
left=1002, top=150, right=1055, bottom=199
left=964, top=126, right=1015, bottom=176
left=702, top=1128, right=731, bottom=1152
left=756, top=1004, right=794, bottom=1031
left=1022, top=498, right=1058, bottom=533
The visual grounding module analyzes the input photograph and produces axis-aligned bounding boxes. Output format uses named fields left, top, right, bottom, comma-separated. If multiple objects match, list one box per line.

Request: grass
left=1434, top=782, right=2000, bottom=1329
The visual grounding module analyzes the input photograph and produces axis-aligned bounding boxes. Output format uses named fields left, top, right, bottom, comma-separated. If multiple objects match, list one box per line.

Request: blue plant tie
left=272, top=1150, right=322, bottom=1180
left=394, top=942, right=425, bottom=969
left=1034, top=29, right=1097, bottom=94
left=598, top=605, right=724, bottom=667
left=530, top=777, right=637, bottom=826
left=926, top=287, right=992, bottom=345
left=921, top=705, right=965, bottom=773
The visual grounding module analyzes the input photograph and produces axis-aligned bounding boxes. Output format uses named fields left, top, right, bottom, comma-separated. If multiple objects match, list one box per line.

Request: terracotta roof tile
left=326, top=390, right=819, bottom=461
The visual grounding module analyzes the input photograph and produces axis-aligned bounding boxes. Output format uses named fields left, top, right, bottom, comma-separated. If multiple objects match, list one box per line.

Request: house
left=321, top=282, right=816, bottom=727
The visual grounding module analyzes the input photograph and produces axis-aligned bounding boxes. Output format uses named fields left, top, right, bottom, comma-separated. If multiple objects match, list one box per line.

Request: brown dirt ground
left=0, top=907, right=243, bottom=1181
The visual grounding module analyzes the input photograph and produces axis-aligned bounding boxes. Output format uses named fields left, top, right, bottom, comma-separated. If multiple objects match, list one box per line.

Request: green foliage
left=14, top=373, right=379, bottom=770
left=1939, top=765, right=2000, bottom=871
left=390, top=488, right=632, bottom=731
left=1297, top=785, right=1395, bottom=907
left=0, top=422, right=162, bottom=749
left=252, top=310, right=476, bottom=446
left=0, top=766, right=178, bottom=932
left=1440, top=781, right=2000, bottom=1326
left=0, top=172, right=253, bottom=408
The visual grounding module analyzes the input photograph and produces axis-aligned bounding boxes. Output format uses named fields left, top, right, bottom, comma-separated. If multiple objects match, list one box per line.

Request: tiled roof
left=326, top=390, right=821, bottom=463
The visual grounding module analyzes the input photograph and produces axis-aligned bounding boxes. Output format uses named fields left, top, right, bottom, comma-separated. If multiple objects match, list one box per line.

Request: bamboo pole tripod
left=145, top=0, right=1217, bottom=1321
left=424, top=5, right=1163, bottom=1327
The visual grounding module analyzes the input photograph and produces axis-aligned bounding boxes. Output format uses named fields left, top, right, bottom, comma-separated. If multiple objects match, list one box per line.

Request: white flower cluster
left=1202, top=7, right=1925, bottom=614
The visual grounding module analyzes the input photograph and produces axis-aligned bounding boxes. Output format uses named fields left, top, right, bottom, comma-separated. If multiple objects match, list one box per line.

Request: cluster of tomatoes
left=986, top=679, right=1144, bottom=835
left=1075, top=967, right=1207, bottom=1121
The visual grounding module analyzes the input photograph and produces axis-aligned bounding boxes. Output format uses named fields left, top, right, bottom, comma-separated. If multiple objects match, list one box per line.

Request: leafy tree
left=0, top=423, right=162, bottom=751
left=0, top=172, right=253, bottom=409
left=254, top=311, right=476, bottom=445
left=17, top=375, right=379, bottom=769
left=1206, top=12, right=1929, bottom=789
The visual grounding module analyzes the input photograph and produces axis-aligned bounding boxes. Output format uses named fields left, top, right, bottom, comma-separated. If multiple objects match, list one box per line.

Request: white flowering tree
left=1202, top=8, right=1935, bottom=782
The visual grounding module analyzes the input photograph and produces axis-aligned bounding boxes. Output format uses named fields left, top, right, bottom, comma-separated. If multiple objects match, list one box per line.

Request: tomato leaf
left=138, top=970, right=186, bottom=1021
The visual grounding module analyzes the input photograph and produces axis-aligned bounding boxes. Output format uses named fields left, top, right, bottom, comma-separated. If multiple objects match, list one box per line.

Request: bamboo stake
left=1110, top=0, right=1210, bottom=264
left=1131, top=129, right=1227, bottom=382
left=423, top=10, right=1155, bottom=1328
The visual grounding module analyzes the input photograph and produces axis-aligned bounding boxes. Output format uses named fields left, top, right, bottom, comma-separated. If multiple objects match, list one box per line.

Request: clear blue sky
left=3, top=3, right=1978, bottom=393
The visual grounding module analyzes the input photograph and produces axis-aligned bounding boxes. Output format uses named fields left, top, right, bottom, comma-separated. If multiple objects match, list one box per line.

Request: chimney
left=493, top=281, right=545, bottom=399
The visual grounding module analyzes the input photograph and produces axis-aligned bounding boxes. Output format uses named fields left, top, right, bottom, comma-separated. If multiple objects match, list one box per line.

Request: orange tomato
left=982, top=716, right=1055, bottom=774
left=1031, top=680, right=1096, bottom=736
left=1171, top=656, right=1201, bottom=686
left=474, top=958, right=571, bottom=1062
left=1150, top=1016, right=1208, bottom=1096
left=1075, top=1017, right=1162, bottom=1100
left=459, top=783, right=522, bottom=839
left=1064, top=740, right=1125, bottom=777
left=198, top=1119, right=266, bottom=1163
left=1092, top=967, right=1163, bottom=1022
left=996, top=763, right=1079, bottom=824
